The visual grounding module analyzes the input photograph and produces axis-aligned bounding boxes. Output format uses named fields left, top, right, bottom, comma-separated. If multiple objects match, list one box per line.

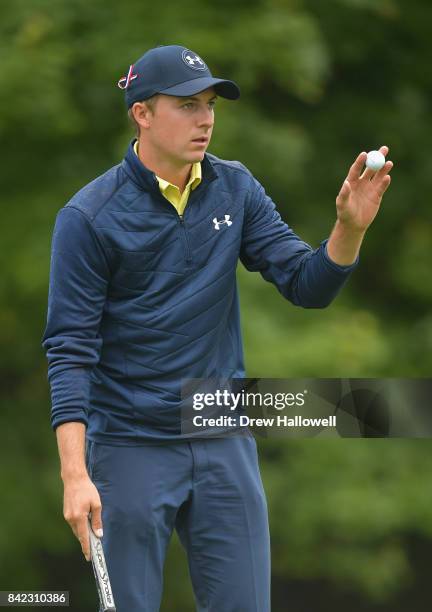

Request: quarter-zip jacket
left=42, top=140, right=358, bottom=444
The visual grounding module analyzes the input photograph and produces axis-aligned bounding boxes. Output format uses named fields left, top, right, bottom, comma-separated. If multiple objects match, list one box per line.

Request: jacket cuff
left=52, top=414, right=88, bottom=432
left=322, top=239, right=359, bottom=273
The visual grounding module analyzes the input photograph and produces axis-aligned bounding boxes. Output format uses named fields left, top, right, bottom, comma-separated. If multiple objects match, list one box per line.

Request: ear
left=131, top=101, right=154, bottom=131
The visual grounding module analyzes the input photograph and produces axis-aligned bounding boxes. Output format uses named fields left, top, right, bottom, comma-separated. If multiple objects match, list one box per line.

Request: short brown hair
left=127, top=95, right=159, bottom=138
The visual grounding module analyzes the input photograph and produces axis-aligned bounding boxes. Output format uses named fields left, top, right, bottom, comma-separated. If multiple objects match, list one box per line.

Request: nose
left=197, top=105, right=214, bottom=129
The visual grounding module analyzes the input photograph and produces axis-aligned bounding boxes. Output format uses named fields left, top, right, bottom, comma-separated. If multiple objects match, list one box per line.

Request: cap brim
left=158, top=77, right=240, bottom=100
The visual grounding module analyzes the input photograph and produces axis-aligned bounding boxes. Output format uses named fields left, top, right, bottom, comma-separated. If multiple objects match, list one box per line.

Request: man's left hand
left=336, top=145, right=393, bottom=232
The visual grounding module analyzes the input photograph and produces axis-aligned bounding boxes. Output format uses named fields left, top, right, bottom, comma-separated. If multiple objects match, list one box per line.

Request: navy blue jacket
left=42, top=140, right=357, bottom=443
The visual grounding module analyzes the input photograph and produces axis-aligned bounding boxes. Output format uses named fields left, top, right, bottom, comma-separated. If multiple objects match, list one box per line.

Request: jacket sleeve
left=240, top=175, right=358, bottom=308
left=41, top=206, right=110, bottom=431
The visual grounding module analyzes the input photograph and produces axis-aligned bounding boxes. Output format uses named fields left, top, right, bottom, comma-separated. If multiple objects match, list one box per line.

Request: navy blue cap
left=118, top=45, right=240, bottom=108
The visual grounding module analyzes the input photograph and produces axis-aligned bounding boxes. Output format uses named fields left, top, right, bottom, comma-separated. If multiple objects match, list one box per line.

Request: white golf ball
left=366, top=150, right=385, bottom=172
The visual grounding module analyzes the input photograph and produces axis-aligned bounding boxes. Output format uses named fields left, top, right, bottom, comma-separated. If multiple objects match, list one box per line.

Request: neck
left=136, top=139, right=193, bottom=193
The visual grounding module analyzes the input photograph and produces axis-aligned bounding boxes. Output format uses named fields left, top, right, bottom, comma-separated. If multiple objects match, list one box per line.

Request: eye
left=208, top=100, right=216, bottom=109
left=182, top=102, right=194, bottom=109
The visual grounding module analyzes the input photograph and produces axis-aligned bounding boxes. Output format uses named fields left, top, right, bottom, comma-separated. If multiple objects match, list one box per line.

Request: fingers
left=90, top=501, right=103, bottom=539
left=75, top=515, right=91, bottom=562
left=346, top=152, right=367, bottom=184
left=75, top=500, right=103, bottom=562
left=336, top=179, right=351, bottom=206
left=376, top=174, right=391, bottom=197
left=371, top=160, right=393, bottom=183
left=346, top=147, right=390, bottom=183
left=361, top=167, right=375, bottom=181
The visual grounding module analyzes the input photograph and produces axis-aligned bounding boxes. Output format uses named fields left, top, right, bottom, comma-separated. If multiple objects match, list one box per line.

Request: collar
left=122, top=139, right=217, bottom=193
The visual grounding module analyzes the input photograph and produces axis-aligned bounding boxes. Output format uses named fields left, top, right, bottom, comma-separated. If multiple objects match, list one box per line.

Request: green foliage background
left=0, top=0, right=431, bottom=610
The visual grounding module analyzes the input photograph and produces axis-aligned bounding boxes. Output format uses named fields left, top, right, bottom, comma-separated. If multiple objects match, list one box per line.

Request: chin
left=190, top=151, right=206, bottom=162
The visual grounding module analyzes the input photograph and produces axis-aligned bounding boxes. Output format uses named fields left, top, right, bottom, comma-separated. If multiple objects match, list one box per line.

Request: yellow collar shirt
left=133, top=140, right=201, bottom=217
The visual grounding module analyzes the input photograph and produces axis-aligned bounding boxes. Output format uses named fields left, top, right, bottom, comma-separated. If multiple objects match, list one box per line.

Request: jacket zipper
left=154, top=178, right=216, bottom=267
left=178, top=214, right=192, bottom=264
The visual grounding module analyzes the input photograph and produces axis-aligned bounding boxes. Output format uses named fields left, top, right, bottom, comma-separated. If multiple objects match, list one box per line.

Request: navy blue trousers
left=86, top=433, right=270, bottom=611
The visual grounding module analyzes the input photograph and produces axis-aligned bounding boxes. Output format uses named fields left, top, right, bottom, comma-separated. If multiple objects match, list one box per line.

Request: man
left=42, top=45, right=392, bottom=611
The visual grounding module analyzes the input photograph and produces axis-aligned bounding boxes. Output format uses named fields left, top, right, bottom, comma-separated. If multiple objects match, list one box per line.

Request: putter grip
left=88, top=519, right=116, bottom=612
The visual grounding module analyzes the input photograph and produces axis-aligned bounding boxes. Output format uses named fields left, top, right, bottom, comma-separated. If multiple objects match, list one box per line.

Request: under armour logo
left=181, top=49, right=207, bottom=71
left=117, top=64, right=138, bottom=89
left=213, top=215, right=232, bottom=230
left=185, top=54, right=204, bottom=66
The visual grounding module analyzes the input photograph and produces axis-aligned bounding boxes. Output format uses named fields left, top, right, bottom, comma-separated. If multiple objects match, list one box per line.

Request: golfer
left=42, top=44, right=392, bottom=611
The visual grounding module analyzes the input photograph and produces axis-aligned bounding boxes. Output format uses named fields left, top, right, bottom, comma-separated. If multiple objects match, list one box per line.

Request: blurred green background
left=1, top=0, right=431, bottom=610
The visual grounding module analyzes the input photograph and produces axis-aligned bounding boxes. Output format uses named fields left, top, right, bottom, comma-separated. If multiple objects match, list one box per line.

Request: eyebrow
left=180, top=95, right=218, bottom=102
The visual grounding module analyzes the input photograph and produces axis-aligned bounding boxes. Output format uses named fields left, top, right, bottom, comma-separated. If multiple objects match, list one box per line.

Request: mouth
left=191, top=136, right=209, bottom=145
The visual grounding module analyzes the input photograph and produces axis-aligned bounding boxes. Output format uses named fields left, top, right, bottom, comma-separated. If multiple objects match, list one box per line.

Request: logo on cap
left=117, top=64, right=138, bottom=90
left=181, top=50, right=207, bottom=71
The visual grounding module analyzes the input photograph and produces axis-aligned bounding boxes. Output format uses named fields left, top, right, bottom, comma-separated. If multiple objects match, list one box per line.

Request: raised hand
left=335, top=145, right=393, bottom=232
